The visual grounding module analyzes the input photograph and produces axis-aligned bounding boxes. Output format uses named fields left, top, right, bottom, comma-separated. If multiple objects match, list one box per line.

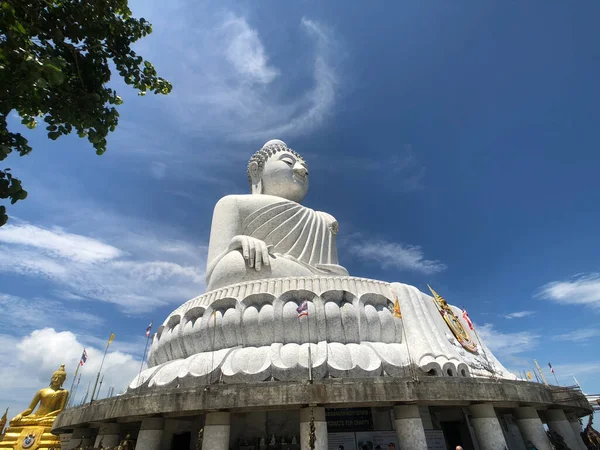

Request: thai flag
left=462, top=309, right=474, bottom=330
left=79, top=349, right=88, bottom=366
left=296, top=300, right=308, bottom=318
left=146, top=322, right=153, bottom=337
left=548, top=362, right=555, bottom=374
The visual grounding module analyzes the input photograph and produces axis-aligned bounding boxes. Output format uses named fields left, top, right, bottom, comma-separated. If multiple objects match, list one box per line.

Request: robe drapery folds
left=242, top=200, right=343, bottom=273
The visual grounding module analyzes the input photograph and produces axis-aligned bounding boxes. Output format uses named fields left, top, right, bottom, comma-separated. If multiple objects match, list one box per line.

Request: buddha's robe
left=242, top=199, right=347, bottom=275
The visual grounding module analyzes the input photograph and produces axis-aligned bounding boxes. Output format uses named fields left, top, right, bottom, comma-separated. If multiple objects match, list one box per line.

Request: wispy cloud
left=476, top=323, right=539, bottom=364
left=553, top=328, right=600, bottom=343
left=0, top=224, right=121, bottom=263
left=347, top=238, right=446, bottom=274
left=503, top=310, right=536, bottom=319
left=0, top=293, right=103, bottom=330
left=0, top=222, right=206, bottom=313
left=536, top=273, right=600, bottom=309
left=142, top=8, right=342, bottom=142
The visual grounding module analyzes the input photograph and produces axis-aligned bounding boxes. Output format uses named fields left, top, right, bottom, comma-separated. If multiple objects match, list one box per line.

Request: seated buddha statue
left=10, top=365, right=68, bottom=427
left=206, top=139, right=348, bottom=291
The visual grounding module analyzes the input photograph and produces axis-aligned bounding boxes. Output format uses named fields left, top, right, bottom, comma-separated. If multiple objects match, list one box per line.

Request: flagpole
left=95, top=375, right=104, bottom=401
left=573, top=376, right=582, bottom=391
left=552, top=369, right=560, bottom=386
left=67, top=362, right=81, bottom=407
left=137, top=330, right=152, bottom=386
left=70, top=374, right=81, bottom=408
left=534, top=359, right=548, bottom=386
left=91, top=333, right=113, bottom=404
left=306, top=302, right=313, bottom=383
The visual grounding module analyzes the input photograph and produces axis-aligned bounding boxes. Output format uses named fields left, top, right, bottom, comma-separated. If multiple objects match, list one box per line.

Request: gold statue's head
left=50, top=364, right=67, bottom=389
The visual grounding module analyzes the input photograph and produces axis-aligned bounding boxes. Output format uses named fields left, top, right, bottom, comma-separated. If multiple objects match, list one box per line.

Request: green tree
left=0, top=0, right=173, bottom=226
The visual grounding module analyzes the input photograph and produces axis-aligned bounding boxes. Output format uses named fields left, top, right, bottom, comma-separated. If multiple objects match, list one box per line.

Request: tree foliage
left=0, top=0, right=172, bottom=226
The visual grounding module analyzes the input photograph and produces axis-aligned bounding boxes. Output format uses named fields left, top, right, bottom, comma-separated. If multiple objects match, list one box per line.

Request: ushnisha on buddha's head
left=50, top=364, right=67, bottom=389
left=247, top=139, right=309, bottom=203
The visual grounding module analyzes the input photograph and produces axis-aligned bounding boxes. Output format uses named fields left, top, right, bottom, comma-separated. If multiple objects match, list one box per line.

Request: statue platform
left=0, top=426, right=61, bottom=450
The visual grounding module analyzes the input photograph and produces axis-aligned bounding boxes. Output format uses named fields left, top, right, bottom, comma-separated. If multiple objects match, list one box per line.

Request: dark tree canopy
left=0, top=0, right=173, bottom=226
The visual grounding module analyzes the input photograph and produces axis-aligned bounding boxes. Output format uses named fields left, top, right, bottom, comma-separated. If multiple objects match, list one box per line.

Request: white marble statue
left=206, top=139, right=347, bottom=291
left=128, top=140, right=516, bottom=393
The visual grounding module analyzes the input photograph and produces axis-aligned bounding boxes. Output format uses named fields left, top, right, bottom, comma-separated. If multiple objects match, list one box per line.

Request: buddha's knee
left=207, top=250, right=274, bottom=290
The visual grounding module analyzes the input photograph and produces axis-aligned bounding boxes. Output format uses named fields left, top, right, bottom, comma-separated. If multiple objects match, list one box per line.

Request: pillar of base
left=393, top=405, right=427, bottom=450
left=468, top=404, right=509, bottom=450
left=67, top=427, right=96, bottom=450
left=94, top=423, right=121, bottom=448
left=300, top=407, right=327, bottom=450
left=568, top=416, right=587, bottom=450
left=514, top=407, right=552, bottom=450
left=135, top=418, right=164, bottom=450
left=202, top=412, right=230, bottom=450
left=546, top=410, right=584, bottom=450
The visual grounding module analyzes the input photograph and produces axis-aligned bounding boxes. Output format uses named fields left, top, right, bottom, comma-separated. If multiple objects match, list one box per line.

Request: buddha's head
left=50, top=364, right=67, bottom=389
left=247, top=139, right=309, bottom=203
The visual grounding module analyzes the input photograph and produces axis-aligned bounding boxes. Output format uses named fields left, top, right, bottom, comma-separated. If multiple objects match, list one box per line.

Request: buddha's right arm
left=206, top=196, right=243, bottom=282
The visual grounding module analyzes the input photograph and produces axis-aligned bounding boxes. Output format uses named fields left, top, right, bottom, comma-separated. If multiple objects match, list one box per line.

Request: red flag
left=462, top=309, right=474, bottom=330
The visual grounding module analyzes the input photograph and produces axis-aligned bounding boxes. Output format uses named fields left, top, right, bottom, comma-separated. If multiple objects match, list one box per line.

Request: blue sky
left=1, top=0, right=599, bottom=420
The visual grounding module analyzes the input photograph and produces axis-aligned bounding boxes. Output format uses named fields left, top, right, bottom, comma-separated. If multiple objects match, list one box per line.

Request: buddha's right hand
left=229, top=235, right=271, bottom=271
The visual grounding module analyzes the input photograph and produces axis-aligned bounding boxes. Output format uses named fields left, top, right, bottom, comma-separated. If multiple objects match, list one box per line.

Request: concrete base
left=202, top=412, right=230, bottom=450
left=468, top=404, right=508, bottom=450
left=135, top=418, right=164, bottom=450
left=94, top=423, right=120, bottom=448
left=393, top=405, right=427, bottom=450
left=300, top=407, right=327, bottom=450
left=514, top=407, right=552, bottom=450
left=67, top=428, right=96, bottom=450
left=569, top=418, right=587, bottom=450
left=546, top=410, right=583, bottom=450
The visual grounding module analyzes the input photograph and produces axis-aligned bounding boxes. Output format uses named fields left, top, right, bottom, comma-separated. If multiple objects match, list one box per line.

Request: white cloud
left=348, top=239, right=446, bottom=274
left=144, top=9, right=342, bottom=142
left=150, top=161, right=167, bottom=179
left=503, top=311, right=536, bottom=319
left=222, top=16, right=279, bottom=85
left=553, top=328, right=600, bottom=342
left=476, top=323, right=539, bottom=364
left=0, top=224, right=121, bottom=263
left=0, top=328, right=140, bottom=418
left=536, top=273, right=600, bottom=309
left=0, top=222, right=206, bottom=314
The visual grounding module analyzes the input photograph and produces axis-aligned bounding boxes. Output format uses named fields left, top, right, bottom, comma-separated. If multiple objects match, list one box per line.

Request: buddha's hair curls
left=247, top=141, right=306, bottom=188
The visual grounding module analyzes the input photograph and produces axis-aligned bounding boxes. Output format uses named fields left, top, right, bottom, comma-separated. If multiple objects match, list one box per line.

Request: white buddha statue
left=206, top=139, right=348, bottom=291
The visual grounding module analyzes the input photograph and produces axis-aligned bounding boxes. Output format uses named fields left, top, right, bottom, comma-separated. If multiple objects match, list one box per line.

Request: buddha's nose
left=294, top=164, right=308, bottom=177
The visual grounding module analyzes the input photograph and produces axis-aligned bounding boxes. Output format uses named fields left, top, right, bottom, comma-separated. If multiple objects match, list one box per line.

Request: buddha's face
left=260, top=151, right=309, bottom=203
left=50, top=373, right=65, bottom=389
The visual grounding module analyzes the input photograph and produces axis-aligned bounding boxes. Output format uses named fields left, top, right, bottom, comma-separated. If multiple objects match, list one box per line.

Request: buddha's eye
left=281, top=158, right=294, bottom=166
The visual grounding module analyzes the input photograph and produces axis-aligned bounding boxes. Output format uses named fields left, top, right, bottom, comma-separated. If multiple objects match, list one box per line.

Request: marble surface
left=127, top=139, right=515, bottom=392
left=129, top=278, right=514, bottom=391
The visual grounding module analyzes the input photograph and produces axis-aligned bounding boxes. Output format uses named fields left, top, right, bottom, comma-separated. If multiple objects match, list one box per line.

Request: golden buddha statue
left=9, top=365, right=68, bottom=428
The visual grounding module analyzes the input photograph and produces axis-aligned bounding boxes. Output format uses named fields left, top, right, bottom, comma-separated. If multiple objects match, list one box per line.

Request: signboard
left=425, top=429, right=447, bottom=450
left=355, top=431, right=399, bottom=450
left=326, top=408, right=373, bottom=432
left=328, top=432, right=358, bottom=450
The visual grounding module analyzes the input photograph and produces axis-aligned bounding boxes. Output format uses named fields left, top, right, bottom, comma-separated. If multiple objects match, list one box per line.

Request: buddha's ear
left=249, top=161, right=262, bottom=194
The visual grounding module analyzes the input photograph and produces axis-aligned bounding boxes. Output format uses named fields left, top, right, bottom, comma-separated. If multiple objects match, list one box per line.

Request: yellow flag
left=393, top=298, right=402, bottom=318
left=527, top=371, right=533, bottom=380
left=107, top=332, right=115, bottom=347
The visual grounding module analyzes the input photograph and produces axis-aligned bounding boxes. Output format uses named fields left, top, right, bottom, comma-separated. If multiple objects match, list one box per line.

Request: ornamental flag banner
left=297, top=300, right=308, bottom=318
left=393, top=298, right=402, bottom=318
left=527, top=371, right=533, bottom=380
left=462, top=309, right=474, bottom=330
left=107, top=332, right=115, bottom=347
left=79, top=349, right=88, bottom=366
left=145, top=322, right=153, bottom=337
left=548, top=362, right=555, bottom=374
